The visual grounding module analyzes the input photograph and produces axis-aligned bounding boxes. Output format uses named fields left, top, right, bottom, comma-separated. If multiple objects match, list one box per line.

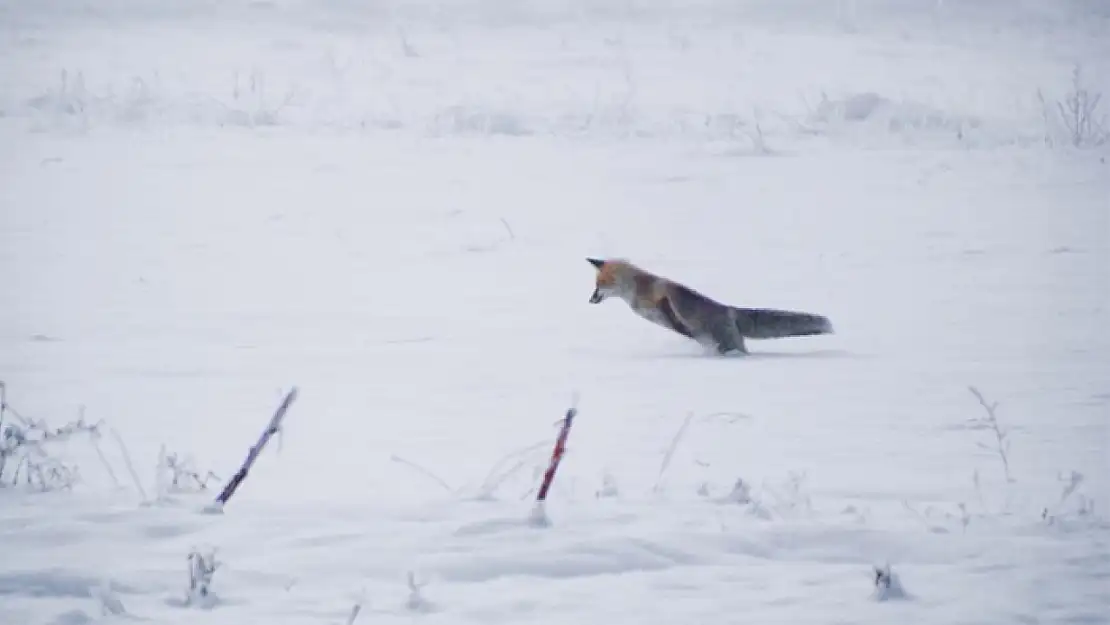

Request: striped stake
left=530, top=401, right=577, bottom=525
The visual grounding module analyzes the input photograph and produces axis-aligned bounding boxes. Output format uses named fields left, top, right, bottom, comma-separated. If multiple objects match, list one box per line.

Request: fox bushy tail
left=732, top=307, right=834, bottom=339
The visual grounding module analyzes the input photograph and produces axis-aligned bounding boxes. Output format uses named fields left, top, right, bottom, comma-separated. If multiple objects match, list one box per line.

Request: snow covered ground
left=1, top=0, right=1108, bottom=623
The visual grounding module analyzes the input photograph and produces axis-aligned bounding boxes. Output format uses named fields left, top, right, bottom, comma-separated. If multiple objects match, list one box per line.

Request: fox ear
left=586, top=257, right=605, bottom=270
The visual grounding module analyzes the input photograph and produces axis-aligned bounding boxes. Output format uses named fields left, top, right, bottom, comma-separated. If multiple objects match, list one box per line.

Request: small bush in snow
left=179, top=550, right=218, bottom=608
left=405, top=571, right=434, bottom=613
left=714, top=477, right=772, bottom=519
left=1043, top=470, right=1099, bottom=525
left=185, top=547, right=220, bottom=608
left=947, top=388, right=1100, bottom=529
left=871, top=563, right=909, bottom=601
left=717, top=477, right=752, bottom=504
left=91, top=580, right=127, bottom=617
left=596, top=471, right=620, bottom=498
left=156, top=444, right=220, bottom=498
left=1038, top=65, right=1108, bottom=148
left=967, top=386, right=1013, bottom=483
left=0, top=382, right=110, bottom=491
left=761, top=471, right=813, bottom=516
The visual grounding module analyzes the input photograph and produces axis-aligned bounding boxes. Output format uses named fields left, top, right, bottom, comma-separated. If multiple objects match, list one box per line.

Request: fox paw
left=712, top=344, right=748, bottom=357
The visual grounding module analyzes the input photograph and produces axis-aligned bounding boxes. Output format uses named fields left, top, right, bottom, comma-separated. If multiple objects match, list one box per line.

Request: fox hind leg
left=708, top=317, right=747, bottom=355
left=666, top=293, right=747, bottom=355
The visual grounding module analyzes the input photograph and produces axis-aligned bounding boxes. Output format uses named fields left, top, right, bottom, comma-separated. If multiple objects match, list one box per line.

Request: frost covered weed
left=871, top=563, right=909, bottom=601
left=967, top=386, right=1013, bottom=483
left=0, top=381, right=110, bottom=491
left=405, top=571, right=434, bottom=612
left=1042, top=470, right=1098, bottom=526
left=1038, top=65, right=1108, bottom=148
left=185, top=547, right=220, bottom=608
left=156, top=444, right=220, bottom=498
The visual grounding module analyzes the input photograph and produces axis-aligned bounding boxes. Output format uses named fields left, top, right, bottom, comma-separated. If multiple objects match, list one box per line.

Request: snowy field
left=2, top=0, right=1109, bottom=623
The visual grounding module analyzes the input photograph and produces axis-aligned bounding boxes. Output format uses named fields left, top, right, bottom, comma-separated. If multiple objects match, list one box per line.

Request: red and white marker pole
left=530, top=402, right=577, bottom=526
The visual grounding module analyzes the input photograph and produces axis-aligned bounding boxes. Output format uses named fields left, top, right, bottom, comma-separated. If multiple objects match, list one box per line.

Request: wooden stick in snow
left=211, top=387, right=298, bottom=510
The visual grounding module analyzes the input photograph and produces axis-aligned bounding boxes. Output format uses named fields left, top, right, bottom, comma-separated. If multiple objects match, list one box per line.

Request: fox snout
left=589, top=287, right=605, bottom=304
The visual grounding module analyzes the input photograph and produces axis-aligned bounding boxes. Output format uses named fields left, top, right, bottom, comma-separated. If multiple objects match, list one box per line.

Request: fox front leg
left=657, top=297, right=696, bottom=339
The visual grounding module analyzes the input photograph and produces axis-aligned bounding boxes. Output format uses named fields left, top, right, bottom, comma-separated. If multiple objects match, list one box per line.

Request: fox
left=586, top=257, right=833, bottom=355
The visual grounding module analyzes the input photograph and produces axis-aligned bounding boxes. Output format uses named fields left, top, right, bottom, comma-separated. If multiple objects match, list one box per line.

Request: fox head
left=587, top=257, right=631, bottom=304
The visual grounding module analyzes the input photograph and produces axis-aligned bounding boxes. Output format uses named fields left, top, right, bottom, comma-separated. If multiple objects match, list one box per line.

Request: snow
left=1, top=0, right=1108, bottom=623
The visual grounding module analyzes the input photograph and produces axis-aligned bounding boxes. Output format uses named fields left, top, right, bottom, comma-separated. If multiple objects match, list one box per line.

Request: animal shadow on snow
left=658, top=347, right=854, bottom=361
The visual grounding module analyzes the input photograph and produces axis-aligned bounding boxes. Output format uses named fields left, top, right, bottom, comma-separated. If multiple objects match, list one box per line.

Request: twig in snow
left=653, top=412, right=694, bottom=493
left=967, top=386, right=1013, bottom=482
left=169, top=451, right=218, bottom=491
left=394, top=437, right=553, bottom=501
left=1036, top=89, right=1056, bottom=147
left=971, top=469, right=988, bottom=511
left=345, top=587, right=366, bottom=625
left=1, top=380, right=11, bottom=481
left=1054, top=470, right=1085, bottom=509
left=390, top=454, right=453, bottom=492
left=405, top=571, right=433, bottom=612
left=85, top=411, right=120, bottom=489
left=957, top=502, right=970, bottom=532
left=185, top=547, right=220, bottom=607
left=159, top=446, right=220, bottom=494
left=499, top=217, right=515, bottom=241
left=476, top=439, right=550, bottom=499
left=0, top=380, right=7, bottom=431
left=111, top=428, right=149, bottom=502
left=397, top=26, right=419, bottom=58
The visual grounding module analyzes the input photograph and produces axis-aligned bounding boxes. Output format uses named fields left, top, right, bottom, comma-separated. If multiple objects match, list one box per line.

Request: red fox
left=586, top=258, right=833, bottom=355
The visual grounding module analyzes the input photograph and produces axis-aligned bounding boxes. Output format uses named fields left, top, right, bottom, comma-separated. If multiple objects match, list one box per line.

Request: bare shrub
left=1038, top=65, right=1108, bottom=148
